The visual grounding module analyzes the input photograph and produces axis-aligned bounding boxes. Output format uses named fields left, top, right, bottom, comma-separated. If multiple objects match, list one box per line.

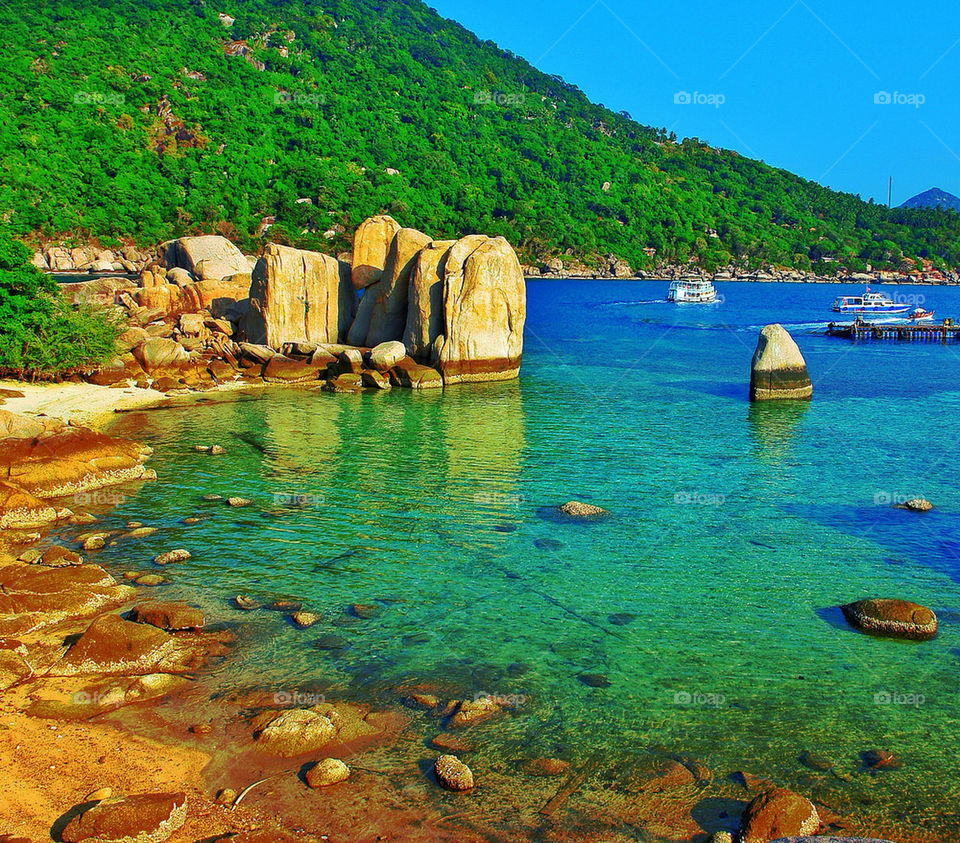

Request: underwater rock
left=434, top=754, right=474, bottom=791
left=841, top=598, right=937, bottom=640
left=557, top=501, right=610, bottom=519
left=305, top=757, right=350, bottom=788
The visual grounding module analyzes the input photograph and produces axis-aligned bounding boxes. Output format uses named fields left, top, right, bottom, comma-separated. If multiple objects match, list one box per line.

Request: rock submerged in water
left=557, top=501, right=610, bottom=519
left=254, top=708, right=336, bottom=756
left=749, top=324, right=813, bottom=401
left=895, top=497, right=933, bottom=512
left=434, top=754, right=474, bottom=791
left=60, top=791, right=187, bottom=843
left=738, top=787, right=820, bottom=843
left=305, top=757, right=350, bottom=788
left=841, top=598, right=937, bottom=640
left=153, top=549, right=190, bottom=565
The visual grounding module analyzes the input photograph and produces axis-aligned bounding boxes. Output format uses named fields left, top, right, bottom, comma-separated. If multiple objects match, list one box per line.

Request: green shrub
left=0, top=233, right=120, bottom=378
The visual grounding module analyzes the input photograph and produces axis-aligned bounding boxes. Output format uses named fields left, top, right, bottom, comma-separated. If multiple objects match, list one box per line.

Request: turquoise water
left=94, top=281, right=960, bottom=836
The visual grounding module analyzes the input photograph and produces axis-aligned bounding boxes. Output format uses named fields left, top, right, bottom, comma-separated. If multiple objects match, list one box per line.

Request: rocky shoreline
left=33, top=241, right=960, bottom=288
left=0, top=395, right=944, bottom=842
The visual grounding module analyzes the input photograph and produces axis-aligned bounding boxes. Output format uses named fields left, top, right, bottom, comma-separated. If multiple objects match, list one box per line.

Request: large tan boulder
left=245, top=244, right=355, bottom=348
left=349, top=227, right=431, bottom=347
left=404, top=239, right=456, bottom=360
left=162, top=235, right=249, bottom=281
left=436, top=236, right=526, bottom=384
left=132, top=338, right=189, bottom=374
left=749, top=324, right=813, bottom=401
left=351, top=215, right=401, bottom=289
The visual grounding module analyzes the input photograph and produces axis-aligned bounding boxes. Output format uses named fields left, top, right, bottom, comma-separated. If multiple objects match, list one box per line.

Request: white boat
left=667, top=277, right=718, bottom=303
left=831, top=288, right=910, bottom=315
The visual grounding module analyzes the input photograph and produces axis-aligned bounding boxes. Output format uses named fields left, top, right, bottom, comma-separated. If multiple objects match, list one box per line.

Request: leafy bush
left=0, top=233, right=120, bottom=378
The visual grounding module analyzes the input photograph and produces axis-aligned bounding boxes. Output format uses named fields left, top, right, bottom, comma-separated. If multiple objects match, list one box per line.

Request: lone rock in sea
left=749, top=324, right=813, bottom=401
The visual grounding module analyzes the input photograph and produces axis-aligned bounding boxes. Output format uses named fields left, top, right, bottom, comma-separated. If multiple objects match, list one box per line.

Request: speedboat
left=668, top=277, right=718, bottom=303
left=907, top=307, right=935, bottom=321
left=831, top=288, right=910, bottom=315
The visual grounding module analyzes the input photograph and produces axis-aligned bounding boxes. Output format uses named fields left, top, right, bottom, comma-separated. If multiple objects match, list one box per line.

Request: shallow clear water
left=95, top=281, right=960, bottom=835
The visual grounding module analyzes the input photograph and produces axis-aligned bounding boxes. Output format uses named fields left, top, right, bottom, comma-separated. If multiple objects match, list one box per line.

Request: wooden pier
left=826, top=321, right=960, bottom=342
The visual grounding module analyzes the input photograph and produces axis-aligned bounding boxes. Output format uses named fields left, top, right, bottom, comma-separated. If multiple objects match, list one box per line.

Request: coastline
left=0, top=383, right=944, bottom=843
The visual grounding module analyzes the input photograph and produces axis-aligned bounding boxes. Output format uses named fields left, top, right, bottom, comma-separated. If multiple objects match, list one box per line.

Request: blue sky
left=427, top=0, right=960, bottom=205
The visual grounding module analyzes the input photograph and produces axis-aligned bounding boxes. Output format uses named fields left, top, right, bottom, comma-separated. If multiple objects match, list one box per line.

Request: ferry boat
left=831, top=288, right=910, bottom=315
left=667, top=277, right=718, bottom=303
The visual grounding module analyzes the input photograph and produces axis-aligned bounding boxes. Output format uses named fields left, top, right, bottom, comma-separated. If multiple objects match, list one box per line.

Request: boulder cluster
left=62, top=218, right=526, bottom=393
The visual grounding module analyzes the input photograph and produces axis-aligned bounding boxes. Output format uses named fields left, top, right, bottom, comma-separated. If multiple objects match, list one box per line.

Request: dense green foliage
left=0, top=232, right=119, bottom=376
left=3, top=0, right=960, bottom=273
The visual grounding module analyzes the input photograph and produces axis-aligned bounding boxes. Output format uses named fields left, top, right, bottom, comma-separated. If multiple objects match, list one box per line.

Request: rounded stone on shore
left=749, top=324, right=813, bottom=401
left=305, top=757, right=350, bottom=788
left=84, top=786, right=113, bottom=802
left=214, top=788, right=236, bottom=806
left=841, top=598, right=937, bottom=640
left=435, top=754, right=474, bottom=791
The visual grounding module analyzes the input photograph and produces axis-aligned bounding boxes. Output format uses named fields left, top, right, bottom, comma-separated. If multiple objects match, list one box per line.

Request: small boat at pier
left=831, top=288, right=910, bottom=315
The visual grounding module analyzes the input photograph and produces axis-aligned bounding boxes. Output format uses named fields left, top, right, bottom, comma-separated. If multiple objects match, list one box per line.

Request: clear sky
left=426, top=0, right=960, bottom=205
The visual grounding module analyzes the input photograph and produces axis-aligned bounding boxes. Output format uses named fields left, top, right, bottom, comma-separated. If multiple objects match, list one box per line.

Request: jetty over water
left=826, top=320, right=960, bottom=342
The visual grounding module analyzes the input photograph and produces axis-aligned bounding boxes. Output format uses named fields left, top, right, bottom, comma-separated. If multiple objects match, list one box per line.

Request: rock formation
left=351, top=214, right=401, bottom=289
left=436, top=235, right=526, bottom=383
left=0, top=412, right=154, bottom=530
left=245, top=244, right=356, bottom=347
left=749, top=324, right=813, bottom=401
left=348, top=227, right=431, bottom=346
left=404, top=239, right=456, bottom=359
left=161, top=235, right=250, bottom=281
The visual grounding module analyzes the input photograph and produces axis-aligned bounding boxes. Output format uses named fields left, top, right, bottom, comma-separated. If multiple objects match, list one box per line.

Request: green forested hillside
left=3, top=0, right=960, bottom=274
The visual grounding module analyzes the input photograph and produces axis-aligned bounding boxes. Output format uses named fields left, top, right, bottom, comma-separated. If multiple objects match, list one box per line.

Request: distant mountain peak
left=900, top=188, right=960, bottom=211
